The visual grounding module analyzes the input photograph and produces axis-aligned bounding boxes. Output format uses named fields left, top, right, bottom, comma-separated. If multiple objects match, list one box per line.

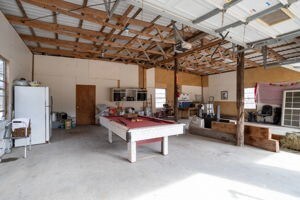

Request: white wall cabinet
left=111, top=88, right=147, bottom=102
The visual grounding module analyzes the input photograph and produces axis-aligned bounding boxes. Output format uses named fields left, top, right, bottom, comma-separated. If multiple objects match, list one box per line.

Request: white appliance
left=14, top=86, right=52, bottom=146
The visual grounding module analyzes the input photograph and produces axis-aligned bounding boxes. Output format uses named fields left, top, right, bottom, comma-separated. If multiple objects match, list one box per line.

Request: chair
left=258, top=105, right=273, bottom=123
left=4, top=119, right=31, bottom=159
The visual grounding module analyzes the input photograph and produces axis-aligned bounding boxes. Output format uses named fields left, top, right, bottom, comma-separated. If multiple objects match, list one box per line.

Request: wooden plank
left=6, top=15, right=170, bottom=47
left=271, top=134, right=284, bottom=141
left=29, top=46, right=149, bottom=62
left=244, top=125, right=270, bottom=140
left=95, top=4, right=134, bottom=55
left=210, top=122, right=279, bottom=152
left=75, top=0, right=88, bottom=43
left=21, top=0, right=176, bottom=44
left=15, top=0, right=40, bottom=48
left=189, top=126, right=236, bottom=143
left=20, top=34, right=168, bottom=57
left=211, top=122, right=272, bottom=139
left=245, top=136, right=279, bottom=152
left=211, top=121, right=236, bottom=135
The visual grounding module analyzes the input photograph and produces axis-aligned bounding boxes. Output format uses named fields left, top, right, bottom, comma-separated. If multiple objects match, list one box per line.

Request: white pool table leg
left=161, top=136, right=168, bottom=155
left=108, top=130, right=112, bottom=143
left=128, top=141, right=136, bottom=163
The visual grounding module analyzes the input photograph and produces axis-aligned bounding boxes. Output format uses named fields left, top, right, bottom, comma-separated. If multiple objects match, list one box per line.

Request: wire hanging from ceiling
left=141, top=0, right=144, bottom=22
left=243, top=23, right=247, bottom=43
left=221, top=9, right=225, bottom=27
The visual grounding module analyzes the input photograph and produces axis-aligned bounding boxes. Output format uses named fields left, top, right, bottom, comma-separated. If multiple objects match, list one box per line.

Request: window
left=0, top=58, right=6, bottom=120
left=244, top=88, right=256, bottom=109
left=155, top=88, right=166, bottom=108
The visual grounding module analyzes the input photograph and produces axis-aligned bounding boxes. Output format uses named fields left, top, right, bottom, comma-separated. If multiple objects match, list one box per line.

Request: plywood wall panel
left=245, top=67, right=300, bottom=87
left=177, top=72, right=202, bottom=86
left=154, top=68, right=202, bottom=106
left=202, top=75, right=209, bottom=87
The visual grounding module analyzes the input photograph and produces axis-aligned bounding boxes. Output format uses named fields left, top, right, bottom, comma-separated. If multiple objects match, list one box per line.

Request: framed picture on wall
left=221, top=91, right=228, bottom=100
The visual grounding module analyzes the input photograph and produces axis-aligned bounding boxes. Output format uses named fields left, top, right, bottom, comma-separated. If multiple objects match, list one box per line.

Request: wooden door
left=76, top=85, right=96, bottom=125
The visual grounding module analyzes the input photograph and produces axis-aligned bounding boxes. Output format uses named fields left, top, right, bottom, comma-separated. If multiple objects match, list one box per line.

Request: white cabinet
left=282, top=90, right=300, bottom=128
left=111, top=88, right=147, bottom=102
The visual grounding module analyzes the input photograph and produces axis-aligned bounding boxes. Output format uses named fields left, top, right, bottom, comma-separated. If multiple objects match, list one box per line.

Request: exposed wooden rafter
left=21, top=0, right=177, bottom=44
left=2, top=0, right=289, bottom=75
left=15, top=0, right=40, bottom=48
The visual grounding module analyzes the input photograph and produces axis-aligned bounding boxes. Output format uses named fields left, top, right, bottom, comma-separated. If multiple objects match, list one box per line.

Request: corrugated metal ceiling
left=0, top=0, right=299, bottom=74
left=128, top=0, right=300, bottom=45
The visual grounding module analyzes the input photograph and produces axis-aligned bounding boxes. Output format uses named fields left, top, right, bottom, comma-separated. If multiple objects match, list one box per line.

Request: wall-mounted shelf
left=111, top=88, right=147, bottom=102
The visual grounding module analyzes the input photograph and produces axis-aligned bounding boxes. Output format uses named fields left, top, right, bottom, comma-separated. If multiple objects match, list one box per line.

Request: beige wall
left=208, top=72, right=236, bottom=102
left=34, top=55, right=142, bottom=117
left=155, top=68, right=202, bottom=106
left=0, top=11, right=32, bottom=119
left=206, top=67, right=300, bottom=116
left=143, top=67, right=203, bottom=112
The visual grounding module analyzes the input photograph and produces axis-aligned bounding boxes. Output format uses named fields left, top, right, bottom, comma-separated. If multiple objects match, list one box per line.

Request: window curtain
left=255, top=82, right=300, bottom=105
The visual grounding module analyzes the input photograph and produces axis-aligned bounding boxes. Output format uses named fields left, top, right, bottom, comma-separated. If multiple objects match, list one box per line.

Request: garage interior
left=0, top=0, right=300, bottom=199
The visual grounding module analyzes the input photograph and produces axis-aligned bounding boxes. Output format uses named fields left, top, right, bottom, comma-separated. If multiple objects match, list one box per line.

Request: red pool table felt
left=106, top=116, right=174, bottom=129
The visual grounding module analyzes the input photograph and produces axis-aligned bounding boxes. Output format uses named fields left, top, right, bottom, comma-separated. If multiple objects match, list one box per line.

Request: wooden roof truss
left=0, top=0, right=298, bottom=75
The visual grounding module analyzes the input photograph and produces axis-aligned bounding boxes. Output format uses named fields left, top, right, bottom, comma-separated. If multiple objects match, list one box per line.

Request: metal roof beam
left=215, top=1, right=297, bottom=33
left=193, top=0, right=242, bottom=24
left=215, top=20, right=244, bottom=33
left=193, top=8, right=219, bottom=24
left=265, top=57, right=300, bottom=67
left=248, top=29, right=300, bottom=48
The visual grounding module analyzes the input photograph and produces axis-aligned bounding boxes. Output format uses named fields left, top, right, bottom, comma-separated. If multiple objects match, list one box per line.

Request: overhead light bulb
left=124, top=26, right=129, bottom=35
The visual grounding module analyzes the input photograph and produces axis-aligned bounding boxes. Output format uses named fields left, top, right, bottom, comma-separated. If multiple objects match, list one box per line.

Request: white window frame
left=0, top=56, right=7, bottom=121
left=244, top=87, right=256, bottom=109
left=155, top=88, right=167, bottom=109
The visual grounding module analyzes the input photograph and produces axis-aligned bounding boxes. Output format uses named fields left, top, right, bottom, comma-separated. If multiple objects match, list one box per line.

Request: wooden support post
left=174, top=53, right=178, bottom=122
left=32, top=54, right=34, bottom=81
left=201, top=75, right=204, bottom=103
left=236, top=45, right=245, bottom=146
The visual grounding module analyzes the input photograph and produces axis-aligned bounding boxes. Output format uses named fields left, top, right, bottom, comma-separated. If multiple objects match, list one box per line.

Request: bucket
left=71, top=120, right=76, bottom=128
left=65, top=119, right=72, bottom=130
left=52, top=112, right=57, bottom=122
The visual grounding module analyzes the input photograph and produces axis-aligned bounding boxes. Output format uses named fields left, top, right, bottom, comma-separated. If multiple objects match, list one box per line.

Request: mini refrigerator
left=14, top=86, right=52, bottom=146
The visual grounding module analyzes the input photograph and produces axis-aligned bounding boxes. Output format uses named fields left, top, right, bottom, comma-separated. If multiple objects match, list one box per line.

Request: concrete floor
left=1, top=126, right=300, bottom=200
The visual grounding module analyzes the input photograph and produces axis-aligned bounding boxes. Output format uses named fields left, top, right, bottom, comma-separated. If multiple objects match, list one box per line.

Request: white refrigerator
left=14, top=86, right=52, bottom=146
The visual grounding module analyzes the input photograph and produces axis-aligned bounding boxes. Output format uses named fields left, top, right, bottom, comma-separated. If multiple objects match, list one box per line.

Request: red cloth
left=256, top=82, right=300, bottom=105
left=106, top=116, right=174, bottom=129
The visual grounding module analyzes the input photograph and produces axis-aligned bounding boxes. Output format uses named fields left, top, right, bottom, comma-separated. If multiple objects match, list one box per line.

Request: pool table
left=100, top=116, right=185, bottom=163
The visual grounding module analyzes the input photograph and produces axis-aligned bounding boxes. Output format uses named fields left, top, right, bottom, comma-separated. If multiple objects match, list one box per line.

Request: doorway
left=76, top=85, right=96, bottom=125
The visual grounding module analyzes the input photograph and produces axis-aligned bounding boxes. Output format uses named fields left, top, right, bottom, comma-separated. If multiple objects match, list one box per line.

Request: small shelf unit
left=111, top=88, right=147, bottom=102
